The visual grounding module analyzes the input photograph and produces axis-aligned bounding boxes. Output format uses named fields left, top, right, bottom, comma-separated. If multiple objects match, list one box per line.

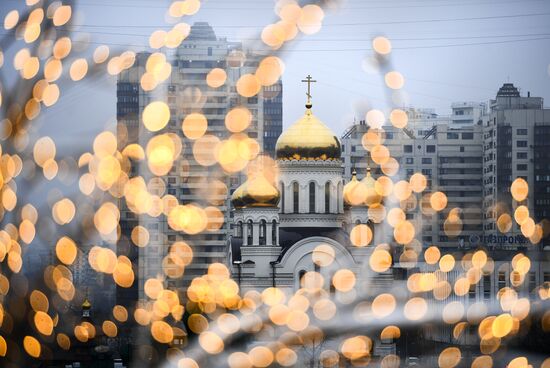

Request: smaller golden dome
left=231, top=174, right=280, bottom=208
left=344, top=168, right=381, bottom=207
left=343, top=170, right=367, bottom=207
left=361, top=168, right=382, bottom=206
left=82, top=298, right=91, bottom=309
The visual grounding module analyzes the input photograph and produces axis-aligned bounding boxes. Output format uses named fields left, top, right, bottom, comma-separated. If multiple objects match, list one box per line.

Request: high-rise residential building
left=343, top=88, right=550, bottom=250
left=116, top=22, right=283, bottom=309
left=341, top=90, right=550, bottom=355
left=482, top=83, right=550, bottom=248
left=263, top=81, right=283, bottom=157
left=341, top=107, right=448, bottom=178
left=341, top=106, right=484, bottom=248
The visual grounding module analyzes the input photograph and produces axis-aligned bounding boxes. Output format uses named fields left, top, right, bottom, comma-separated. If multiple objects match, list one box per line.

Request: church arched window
left=236, top=221, right=243, bottom=238
left=247, top=220, right=253, bottom=245
left=325, top=182, right=331, bottom=213
left=309, top=182, right=316, bottom=213
left=272, top=220, right=277, bottom=245
left=293, top=182, right=299, bottom=213
left=298, top=270, right=306, bottom=287
left=259, top=220, right=266, bottom=245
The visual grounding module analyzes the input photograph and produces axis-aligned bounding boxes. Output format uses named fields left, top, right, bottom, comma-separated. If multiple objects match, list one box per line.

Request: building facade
left=116, top=22, right=283, bottom=308
left=341, top=85, right=550, bottom=359
left=228, top=92, right=395, bottom=359
left=341, top=107, right=484, bottom=249
left=482, top=83, right=550, bottom=248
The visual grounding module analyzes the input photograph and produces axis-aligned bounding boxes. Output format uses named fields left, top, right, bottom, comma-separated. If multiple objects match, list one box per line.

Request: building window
left=259, top=220, right=266, bottom=245
left=272, top=220, right=277, bottom=245
left=422, top=158, right=432, bottom=164
left=207, top=47, right=212, bottom=56
left=529, top=272, right=536, bottom=292
left=483, top=275, right=491, bottom=300
left=298, top=270, right=306, bottom=286
left=293, top=182, right=299, bottom=213
left=427, top=145, right=436, bottom=153
left=517, top=141, right=527, bottom=147
left=404, top=145, right=413, bottom=153
left=469, top=284, right=476, bottom=300
left=462, top=132, right=474, bottom=140
left=236, top=222, right=243, bottom=238
left=247, top=220, right=253, bottom=245
left=498, top=272, right=506, bottom=291
left=460, top=146, right=465, bottom=152
left=447, top=132, right=459, bottom=139
left=517, top=128, right=528, bottom=135
left=517, top=164, right=527, bottom=171
left=309, top=182, right=316, bottom=213
left=517, top=152, right=528, bottom=159
left=405, top=157, right=414, bottom=164
left=325, top=182, right=331, bottom=214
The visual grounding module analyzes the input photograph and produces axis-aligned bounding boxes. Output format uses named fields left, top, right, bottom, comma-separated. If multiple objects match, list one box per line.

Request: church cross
left=301, top=74, right=317, bottom=107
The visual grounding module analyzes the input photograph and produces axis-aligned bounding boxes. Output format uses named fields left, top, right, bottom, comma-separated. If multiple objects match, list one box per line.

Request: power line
left=48, top=29, right=550, bottom=41
left=63, top=12, right=550, bottom=29
left=5, top=34, right=543, bottom=51
left=5, top=0, right=543, bottom=10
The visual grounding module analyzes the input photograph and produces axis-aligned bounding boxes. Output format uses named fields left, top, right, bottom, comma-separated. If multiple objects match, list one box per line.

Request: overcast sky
left=2, top=0, right=550, bottom=146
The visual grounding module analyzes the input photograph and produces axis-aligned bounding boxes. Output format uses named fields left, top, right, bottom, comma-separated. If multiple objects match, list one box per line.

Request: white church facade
left=228, top=79, right=388, bottom=294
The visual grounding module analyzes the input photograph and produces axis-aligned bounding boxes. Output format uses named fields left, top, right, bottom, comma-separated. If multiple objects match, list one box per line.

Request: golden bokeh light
left=510, top=177, right=528, bottom=202
left=372, top=36, right=392, bottom=55
left=225, top=107, right=252, bottom=133
left=385, top=71, right=404, bottom=89
left=182, top=113, right=208, bottom=140
left=206, top=68, right=227, bottom=88
left=332, top=269, right=356, bottom=292
left=430, top=191, right=448, bottom=211
left=236, top=74, right=261, bottom=98
left=143, top=101, right=171, bottom=132
left=438, top=347, right=461, bottom=368
left=23, top=335, right=41, bottom=358
left=53, top=5, right=72, bottom=26
left=350, top=224, right=373, bottom=246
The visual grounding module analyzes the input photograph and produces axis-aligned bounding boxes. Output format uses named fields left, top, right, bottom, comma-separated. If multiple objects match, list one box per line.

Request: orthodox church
left=228, top=77, right=386, bottom=293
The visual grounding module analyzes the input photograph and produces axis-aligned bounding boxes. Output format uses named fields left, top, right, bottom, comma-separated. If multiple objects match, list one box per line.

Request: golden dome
left=275, top=107, right=341, bottom=161
left=343, top=170, right=367, bottom=207
left=343, top=168, right=381, bottom=207
left=361, top=168, right=382, bottom=206
left=231, top=174, right=280, bottom=208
